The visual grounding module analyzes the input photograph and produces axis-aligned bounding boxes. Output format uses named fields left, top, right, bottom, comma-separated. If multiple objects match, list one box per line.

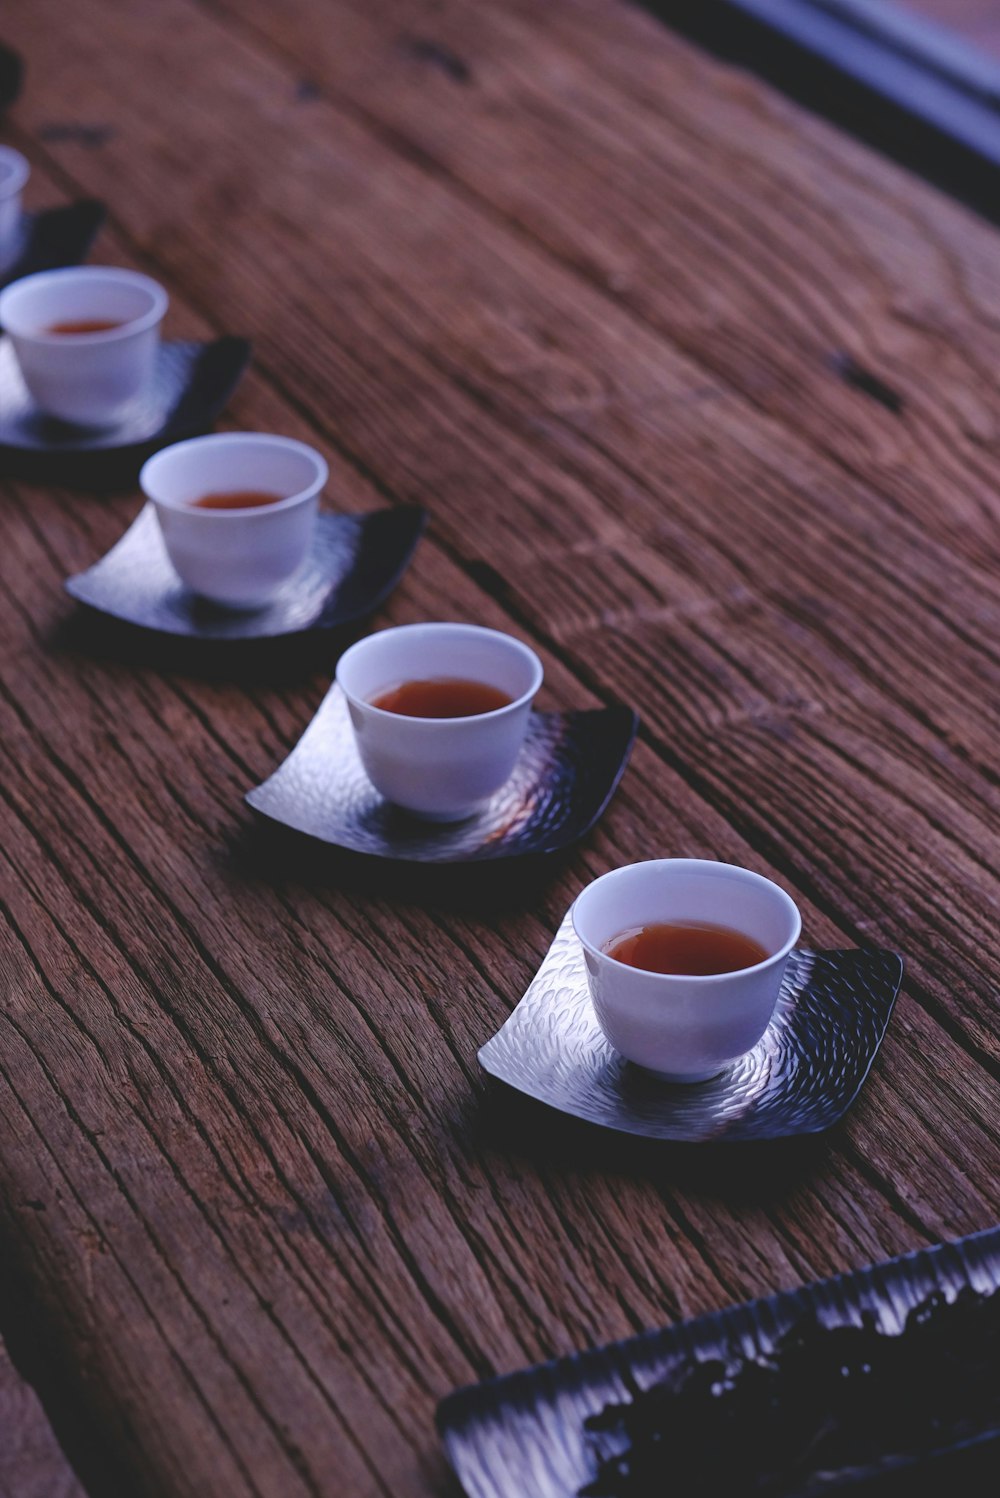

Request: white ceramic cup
left=336, top=623, right=544, bottom=820
left=0, top=146, right=29, bottom=273
left=140, top=433, right=328, bottom=610
left=0, top=265, right=168, bottom=425
left=572, top=859, right=802, bottom=1083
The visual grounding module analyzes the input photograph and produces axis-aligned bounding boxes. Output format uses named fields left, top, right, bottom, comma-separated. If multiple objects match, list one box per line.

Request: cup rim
left=0, top=265, right=169, bottom=343
left=0, top=145, right=29, bottom=199
left=139, top=433, right=329, bottom=518
left=335, top=622, right=544, bottom=725
left=571, top=858, right=802, bottom=984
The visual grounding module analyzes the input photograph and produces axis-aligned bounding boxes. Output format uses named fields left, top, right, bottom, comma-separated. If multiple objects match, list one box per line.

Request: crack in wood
left=397, top=34, right=471, bottom=84
left=36, top=122, right=115, bottom=147
left=830, top=352, right=906, bottom=414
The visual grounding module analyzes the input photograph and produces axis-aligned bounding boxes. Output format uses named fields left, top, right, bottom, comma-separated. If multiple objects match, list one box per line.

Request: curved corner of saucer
left=63, top=570, right=88, bottom=603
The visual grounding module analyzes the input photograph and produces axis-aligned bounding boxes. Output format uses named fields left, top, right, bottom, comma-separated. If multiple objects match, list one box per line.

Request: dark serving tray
left=438, top=1225, right=1000, bottom=1497
left=0, top=335, right=250, bottom=487
left=0, top=199, right=106, bottom=294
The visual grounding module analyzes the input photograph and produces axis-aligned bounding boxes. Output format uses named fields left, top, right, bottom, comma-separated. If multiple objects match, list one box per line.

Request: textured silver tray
left=438, top=1225, right=1000, bottom=1498
left=66, top=503, right=425, bottom=640
left=246, top=684, right=637, bottom=862
left=0, top=334, right=250, bottom=485
left=479, top=911, right=901, bottom=1141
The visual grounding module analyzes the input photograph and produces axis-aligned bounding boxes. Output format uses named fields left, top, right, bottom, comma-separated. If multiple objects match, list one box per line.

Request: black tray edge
left=437, top=1220, right=1000, bottom=1480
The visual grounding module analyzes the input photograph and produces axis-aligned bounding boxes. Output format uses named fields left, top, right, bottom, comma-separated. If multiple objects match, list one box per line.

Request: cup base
left=393, top=801, right=482, bottom=824
left=36, top=405, right=128, bottom=432
left=634, top=1062, right=729, bottom=1085
left=30, top=381, right=150, bottom=430
left=193, top=592, right=273, bottom=613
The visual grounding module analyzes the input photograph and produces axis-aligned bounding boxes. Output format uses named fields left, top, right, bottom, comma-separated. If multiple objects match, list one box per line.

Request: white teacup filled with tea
left=140, top=433, right=328, bottom=609
left=0, top=145, right=29, bottom=273
left=0, top=265, right=168, bottom=425
left=336, top=622, right=543, bottom=820
left=573, top=859, right=802, bottom=1082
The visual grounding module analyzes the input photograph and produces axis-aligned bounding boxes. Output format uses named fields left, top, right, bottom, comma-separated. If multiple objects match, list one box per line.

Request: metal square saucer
left=0, top=43, right=22, bottom=111
left=66, top=503, right=426, bottom=641
left=246, top=684, right=637, bottom=862
left=0, top=199, right=106, bottom=294
left=0, top=334, right=250, bottom=486
left=479, top=910, right=902, bottom=1141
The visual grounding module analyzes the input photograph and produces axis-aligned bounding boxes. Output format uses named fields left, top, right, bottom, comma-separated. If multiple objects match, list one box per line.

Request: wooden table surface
left=4, top=0, right=1000, bottom=1492
left=907, top=0, right=1000, bottom=54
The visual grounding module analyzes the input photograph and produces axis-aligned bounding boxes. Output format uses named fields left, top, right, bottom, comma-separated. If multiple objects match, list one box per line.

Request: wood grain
left=3, top=0, right=1000, bottom=1493
left=905, top=0, right=1000, bottom=53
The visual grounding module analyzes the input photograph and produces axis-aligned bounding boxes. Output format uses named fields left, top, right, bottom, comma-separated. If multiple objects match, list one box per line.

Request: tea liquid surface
left=371, top=678, right=512, bottom=718
left=191, top=491, right=286, bottom=510
left=45, top=318, right=126, bottom=335
left=605, top=921, right=769, bottom=976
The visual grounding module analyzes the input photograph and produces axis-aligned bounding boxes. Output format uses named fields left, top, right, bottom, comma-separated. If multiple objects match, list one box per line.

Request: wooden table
left=4, top=0, right=1000, bottom=1492
left=908, top=0, right=1000, bottom=53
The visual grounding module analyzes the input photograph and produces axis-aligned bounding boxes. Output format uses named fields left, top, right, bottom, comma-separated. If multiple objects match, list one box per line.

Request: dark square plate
left=66, top=503, right=426, bottom=640
left=0, top=334, right=251, bottom=486
left=246, top=684, right=637, bottom=862
left=438, top=1225, right=1000, bottom=1498
left=479, top=910, right=901, bottom=1141
left=0, top=199, right=106, bottom=293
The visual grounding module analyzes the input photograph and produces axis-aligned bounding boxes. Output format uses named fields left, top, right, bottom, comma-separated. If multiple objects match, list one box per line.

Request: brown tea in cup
left=371, top=678, right=513, bottom=718
left=605, top=921, right=769, bottom=976
left=191, top=491, right=286, bottom=510
left=45, top=318, right=127, bottom=334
